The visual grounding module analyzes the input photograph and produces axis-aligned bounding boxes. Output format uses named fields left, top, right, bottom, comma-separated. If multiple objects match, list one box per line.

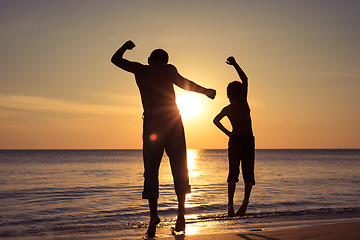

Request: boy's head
left=227, top=81, right=243, bottom=100
left=148, top=49, right=169, bottom=65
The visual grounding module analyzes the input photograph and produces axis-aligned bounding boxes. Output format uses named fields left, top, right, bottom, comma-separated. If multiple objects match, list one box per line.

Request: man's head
left=148, top=49, right=169, bottom=65
left=227, top=81, right=243, bottom=100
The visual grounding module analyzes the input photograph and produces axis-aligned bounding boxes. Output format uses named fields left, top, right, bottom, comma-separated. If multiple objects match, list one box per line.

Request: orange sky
left=0, top=1, right=359, bottom=149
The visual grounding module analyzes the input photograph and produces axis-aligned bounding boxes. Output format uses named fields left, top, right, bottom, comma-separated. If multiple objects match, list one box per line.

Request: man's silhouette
left=111, top=40, right=216, bottom=237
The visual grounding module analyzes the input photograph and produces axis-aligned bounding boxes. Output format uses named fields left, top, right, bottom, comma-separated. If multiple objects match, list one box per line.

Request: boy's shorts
left=227, top=134, right=255, bottom=185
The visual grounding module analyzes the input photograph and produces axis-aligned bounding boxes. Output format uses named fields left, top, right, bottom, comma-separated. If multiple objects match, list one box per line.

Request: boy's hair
left=149, top=49, right=169, bottom=64
left=227, top=81, right=243, bottom=99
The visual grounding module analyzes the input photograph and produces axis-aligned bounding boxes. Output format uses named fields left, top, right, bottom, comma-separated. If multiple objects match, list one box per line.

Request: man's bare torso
left=134, top=64, right=179, bottom=118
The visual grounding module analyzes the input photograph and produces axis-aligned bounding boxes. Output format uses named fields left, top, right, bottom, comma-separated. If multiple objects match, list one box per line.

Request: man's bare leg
left=174, top=194, right=186, bottom=232
left=146, top=198, right=160, bottom=238
left=236, top=182, right=253, bottom=216
left=228, top=181, right=236, bottom=217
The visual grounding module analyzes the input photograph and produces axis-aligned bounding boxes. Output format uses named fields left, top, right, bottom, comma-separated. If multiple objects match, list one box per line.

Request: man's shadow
left=162, top=233, right=280, bottom=240
left=236, top=233, right=279, bottom=240
left=173, top=235, right=185, bottom=240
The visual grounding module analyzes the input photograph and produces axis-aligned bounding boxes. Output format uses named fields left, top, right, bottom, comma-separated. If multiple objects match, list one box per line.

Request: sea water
left=0, top=149, right=359, bottom=239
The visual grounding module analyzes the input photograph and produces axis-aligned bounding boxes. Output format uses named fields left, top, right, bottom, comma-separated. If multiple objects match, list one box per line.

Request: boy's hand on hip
left=227, top=132, right=236, bottom=138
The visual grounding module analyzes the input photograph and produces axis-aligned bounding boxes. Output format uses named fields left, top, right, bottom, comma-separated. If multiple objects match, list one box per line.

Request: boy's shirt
left=221, top=100, right=253, bottom=136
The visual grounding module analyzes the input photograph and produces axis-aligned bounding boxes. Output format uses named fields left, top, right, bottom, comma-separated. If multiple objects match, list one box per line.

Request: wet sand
left=159, top=222, right=360, bottom=240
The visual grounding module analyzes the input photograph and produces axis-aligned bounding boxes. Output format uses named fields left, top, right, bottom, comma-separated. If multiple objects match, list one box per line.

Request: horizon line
left=1, top=148, right=359, bottom=151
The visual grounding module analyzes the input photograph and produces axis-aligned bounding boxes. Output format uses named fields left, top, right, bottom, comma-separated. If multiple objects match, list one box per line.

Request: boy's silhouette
left=111, top=40, right=216, bottom=237
left=213, top=56, right=255, bottom=217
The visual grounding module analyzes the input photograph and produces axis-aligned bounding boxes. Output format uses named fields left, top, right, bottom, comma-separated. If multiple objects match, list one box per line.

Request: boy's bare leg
left=175, top=193, right=186, bottom=232
left=147, top=198, right=160, bottom=238
left=236, top=182, right=253, bottom=216
left=228, top=181, right=236, bottom=217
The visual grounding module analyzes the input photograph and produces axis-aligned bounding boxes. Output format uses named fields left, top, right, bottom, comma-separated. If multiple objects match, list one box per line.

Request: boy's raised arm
left=111, top=40, right=141, bottom=73
left=226, top=56, right=248, bottom=98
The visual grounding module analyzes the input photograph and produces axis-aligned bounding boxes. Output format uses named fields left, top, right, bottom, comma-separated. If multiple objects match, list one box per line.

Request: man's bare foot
left=236, top=200, right=249, bottom=216
left=228, top=205, right=236, bottom=217
left=146, top=216, right=160, bottom=238
left=174, top=214, right=185, bottom=232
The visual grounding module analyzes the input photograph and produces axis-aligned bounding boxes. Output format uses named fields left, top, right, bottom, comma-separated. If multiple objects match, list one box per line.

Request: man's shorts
left=142, top=113, right=191, bottom=199
left=227, top=134, right=255, bottom=185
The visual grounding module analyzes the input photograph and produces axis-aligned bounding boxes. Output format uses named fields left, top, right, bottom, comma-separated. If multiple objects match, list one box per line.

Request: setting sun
left=176, top=94, right=203, bottom=118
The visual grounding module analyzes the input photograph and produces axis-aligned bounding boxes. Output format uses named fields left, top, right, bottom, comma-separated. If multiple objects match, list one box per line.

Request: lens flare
left=150, top=134, right=157, bottom=141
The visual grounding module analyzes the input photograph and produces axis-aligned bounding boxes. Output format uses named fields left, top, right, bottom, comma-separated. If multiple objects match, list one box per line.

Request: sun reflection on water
left=183, top=219, right=201, bottom=235
left=185, top=149, right=201, bottom=211
left=187, top=149, right=199, bottom=179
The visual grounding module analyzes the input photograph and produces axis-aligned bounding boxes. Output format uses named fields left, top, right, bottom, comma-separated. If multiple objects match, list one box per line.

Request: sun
left=176, top=93, right=202, bottom=118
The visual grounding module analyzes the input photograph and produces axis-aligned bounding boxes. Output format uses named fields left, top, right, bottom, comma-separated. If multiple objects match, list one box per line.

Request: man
left=111, top=40, right=216, bottom=237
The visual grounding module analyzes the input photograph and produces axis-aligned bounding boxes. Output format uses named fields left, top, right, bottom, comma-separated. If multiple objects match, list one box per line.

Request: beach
left=11, top=220, right=359, bottom=239
left=7, top=220, right=359, bottom=239
left=158, top=221, right=360, bottom=240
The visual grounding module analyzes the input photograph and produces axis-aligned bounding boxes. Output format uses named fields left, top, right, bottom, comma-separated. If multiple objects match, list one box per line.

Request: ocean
left=0, top=149, right=359, bottom=239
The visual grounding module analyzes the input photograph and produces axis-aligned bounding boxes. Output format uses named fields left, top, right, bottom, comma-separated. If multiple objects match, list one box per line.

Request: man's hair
left=227, top=81, right=243, bottom=99
left=149, top=49, right=169, bottom=64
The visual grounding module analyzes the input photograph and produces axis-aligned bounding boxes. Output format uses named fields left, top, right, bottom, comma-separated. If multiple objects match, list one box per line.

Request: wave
left=1, top=206, right=359, bottom=238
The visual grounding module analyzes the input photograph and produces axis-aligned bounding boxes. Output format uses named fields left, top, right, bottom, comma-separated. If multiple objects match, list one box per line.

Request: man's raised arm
left=169, top=65, right=216, bottom=99
left=111, top=40, right=140, bottom=73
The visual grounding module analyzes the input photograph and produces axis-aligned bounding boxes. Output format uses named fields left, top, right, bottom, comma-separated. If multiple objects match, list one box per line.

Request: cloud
left=287, top=70, right=360, bottom=78
left=0, top=94, right=139, bottom=116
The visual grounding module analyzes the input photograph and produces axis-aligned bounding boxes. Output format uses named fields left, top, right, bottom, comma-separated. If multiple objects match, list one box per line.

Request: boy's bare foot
left=236, top=200, right=249, bottom=217
left=174, top=214, right=185, bottom=232
left=228, top=205, right=236, bottom=217
left=146, top=216, right=160, bottom=238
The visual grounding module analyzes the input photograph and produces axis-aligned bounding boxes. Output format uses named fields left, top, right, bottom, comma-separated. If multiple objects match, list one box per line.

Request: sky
left=1, top=0, right=359, bottom=149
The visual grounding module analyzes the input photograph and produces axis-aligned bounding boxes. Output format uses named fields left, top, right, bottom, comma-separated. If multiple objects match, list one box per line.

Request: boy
left=111, top=40, right=216, bottom=237
left=213, top=56, right=255, bottom=217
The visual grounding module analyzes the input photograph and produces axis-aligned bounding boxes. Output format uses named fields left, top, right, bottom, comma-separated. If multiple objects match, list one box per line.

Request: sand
left=9, top=221, right=359, bottom=239
left=159, top=222, right=360, bottom=240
